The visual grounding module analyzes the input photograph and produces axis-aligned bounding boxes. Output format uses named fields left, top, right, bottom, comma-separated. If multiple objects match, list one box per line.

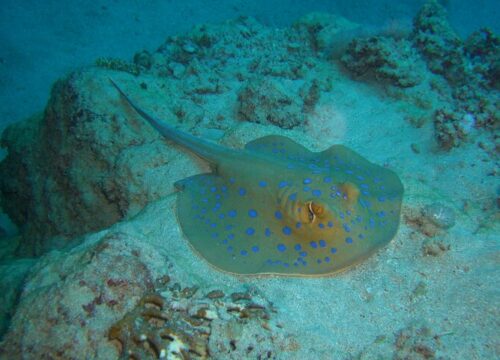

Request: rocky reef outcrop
left=0, top=217, right=291, bottom=359
left=339, top=0, right=499, bottom=152
left=0, top=71, right=193, bottom=256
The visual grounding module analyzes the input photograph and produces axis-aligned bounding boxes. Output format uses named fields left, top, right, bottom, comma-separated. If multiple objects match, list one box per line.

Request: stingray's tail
left=109, top=78, right=178, bottom=138
left=110, top=78, right=226, bottom=164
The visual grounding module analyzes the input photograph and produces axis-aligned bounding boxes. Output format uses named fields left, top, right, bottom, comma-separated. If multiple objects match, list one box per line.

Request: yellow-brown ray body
left=112, top=80, right=404, bottom=276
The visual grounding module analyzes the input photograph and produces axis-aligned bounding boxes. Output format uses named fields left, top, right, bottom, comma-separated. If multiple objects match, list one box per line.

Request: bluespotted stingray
left=111, top=80, right=403, bottom=277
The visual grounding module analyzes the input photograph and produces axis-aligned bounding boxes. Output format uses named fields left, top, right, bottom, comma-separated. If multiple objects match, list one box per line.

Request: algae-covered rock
left=293, top=12, right=360, bottom=52
left=422, top=202, right=456, bottom=229
left=237, top=78, right=308, bottom=129
left=341, top=36, right=422, bottom=88
left=0, top=230, right=167, bottom=358
left=0, top=258, right=35, bottom=340
left=337, top=0, right=499, bottom=152
left=357, top=321, right=445, bottom=359
left=0, top=221, right=290, bottom=359
left=464, top=28, right=500, bottom=89
left=0, top=70, right=196, bottom=256
left=95, top=57, right=140, bottom=75
left=412, top=0, right=465, bottom=83
left=433, top=108, right=468, bottom=150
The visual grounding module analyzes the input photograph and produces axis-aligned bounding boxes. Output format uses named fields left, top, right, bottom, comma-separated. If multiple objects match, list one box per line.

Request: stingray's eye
left=311, top=202, right=324, bottom=216
left=307, top=201, right=324, bottom=223
left=306, top=201, right=316, bottom=222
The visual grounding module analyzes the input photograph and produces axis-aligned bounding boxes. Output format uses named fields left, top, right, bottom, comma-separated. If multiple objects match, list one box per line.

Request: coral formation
left=0, top=228, right=290, bottom=358
left=393, top=323, right=442, bottom=359
left=133, top=50, right=154, bottom=70
left=108, top=293, right=210, bottom=359
left=237, top=78, right=307, bottom=129
left=341, top=36, right=422, bottom=87
left=412, top=0, right=465, bottom=83
left=357, top=322, right=446, bottom=359
left=413, top=1, right=499, bottom=151
left=464, top=28, right=500, bottom=90
left=421, top=238, right=450, bottom=257
left=293, top=12, right=360, bottom=52
left=403, top=203, right=453, bottom=256
left=403, top=204, right=454, bottom=238
left=421, top=202, right=456, bottom=229
left=108, top=283, right=282, bottom=359
left=339, top=0, right=499, bottom=152
left=95, top=57, right=140, bottom=75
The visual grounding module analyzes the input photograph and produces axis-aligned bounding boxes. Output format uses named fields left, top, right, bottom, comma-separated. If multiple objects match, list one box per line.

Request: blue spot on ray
left=278, top=180, right=288, bottom=188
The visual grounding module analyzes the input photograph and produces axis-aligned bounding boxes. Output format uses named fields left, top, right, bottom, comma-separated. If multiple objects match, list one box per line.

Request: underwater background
left=0, top=0, right=499, bottom=358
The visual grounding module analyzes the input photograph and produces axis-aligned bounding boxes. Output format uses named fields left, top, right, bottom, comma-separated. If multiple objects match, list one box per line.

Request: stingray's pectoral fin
left=173, top=175, right=204, bottom=191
